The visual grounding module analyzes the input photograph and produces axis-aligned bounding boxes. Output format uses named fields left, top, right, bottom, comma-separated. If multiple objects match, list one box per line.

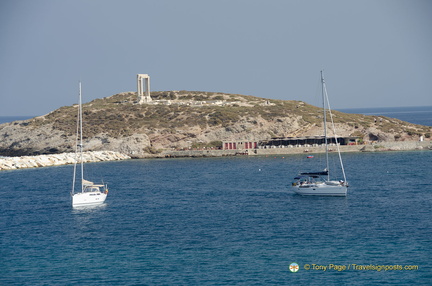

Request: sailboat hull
left=293, top=183, right=347, bottom=196
left=72, top=192, right=107, bottom=207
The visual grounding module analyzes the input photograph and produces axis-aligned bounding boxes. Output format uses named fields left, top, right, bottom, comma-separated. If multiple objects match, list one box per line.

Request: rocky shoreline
left=0, top=141, right=429, bottom=171
left=160, top=140, right=431, bottom=158
left=0, top=151, right=130, bottom=171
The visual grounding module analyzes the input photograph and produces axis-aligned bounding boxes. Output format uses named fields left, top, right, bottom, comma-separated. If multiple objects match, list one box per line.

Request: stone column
left=137, top=74, right=151, bottom=104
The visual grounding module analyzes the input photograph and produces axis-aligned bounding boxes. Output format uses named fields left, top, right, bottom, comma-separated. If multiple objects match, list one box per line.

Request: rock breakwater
left=0, top=151, right=130, bottom=171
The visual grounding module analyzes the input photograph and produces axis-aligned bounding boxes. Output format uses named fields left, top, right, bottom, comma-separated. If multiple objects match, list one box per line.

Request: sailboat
left=71, top=82, right=108, bottom=207
left=291, top=71, right=348, bottom=196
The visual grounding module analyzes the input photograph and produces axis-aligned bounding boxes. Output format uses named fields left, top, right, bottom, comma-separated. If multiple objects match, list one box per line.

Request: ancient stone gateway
left=137, top=74, right=151, bottom=104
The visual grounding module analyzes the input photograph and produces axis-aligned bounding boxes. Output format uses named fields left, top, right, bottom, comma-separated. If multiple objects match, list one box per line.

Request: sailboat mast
left=72, top=83, right=81, bottom=196
left=321, top=71, right=330, bottom=180
left=323, top=78, right=348, bottom=184
left=79, top=82, right=84, bottom=192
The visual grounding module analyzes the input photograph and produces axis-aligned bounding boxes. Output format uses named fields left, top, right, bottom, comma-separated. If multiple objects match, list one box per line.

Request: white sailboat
left=292, top=71, right=348, bottom=196
left=71, top=82, right=108, bottom=207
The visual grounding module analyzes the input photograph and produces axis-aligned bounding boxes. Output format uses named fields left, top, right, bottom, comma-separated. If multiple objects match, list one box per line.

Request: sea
left=0, top=116, right=36, bottom=125
left=0, top=107, right=431, bottom=285
left=337, top=106, right=432, bottom=127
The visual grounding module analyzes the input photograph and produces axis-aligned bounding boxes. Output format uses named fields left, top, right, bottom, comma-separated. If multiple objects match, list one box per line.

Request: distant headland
left=0, top=90, right=430, bottom=165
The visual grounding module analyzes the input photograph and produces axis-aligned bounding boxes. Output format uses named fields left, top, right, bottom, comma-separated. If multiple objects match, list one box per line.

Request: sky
left=1, top=0, right=431, bottom=116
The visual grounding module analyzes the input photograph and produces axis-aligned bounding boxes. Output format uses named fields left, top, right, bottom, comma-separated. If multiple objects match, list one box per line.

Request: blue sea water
left=1, top=151, right=431, bottom=285
left=0, top=116, right=35, bottom=124
left=338, top=106, right=432, bottom=127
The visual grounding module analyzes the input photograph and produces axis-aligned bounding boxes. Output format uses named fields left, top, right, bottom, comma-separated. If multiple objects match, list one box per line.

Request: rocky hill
left=1, top=91, right=430, bottom=157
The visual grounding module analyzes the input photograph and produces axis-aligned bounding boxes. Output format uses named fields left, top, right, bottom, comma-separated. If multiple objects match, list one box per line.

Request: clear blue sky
left=1, top=0, right=431, bottom=116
